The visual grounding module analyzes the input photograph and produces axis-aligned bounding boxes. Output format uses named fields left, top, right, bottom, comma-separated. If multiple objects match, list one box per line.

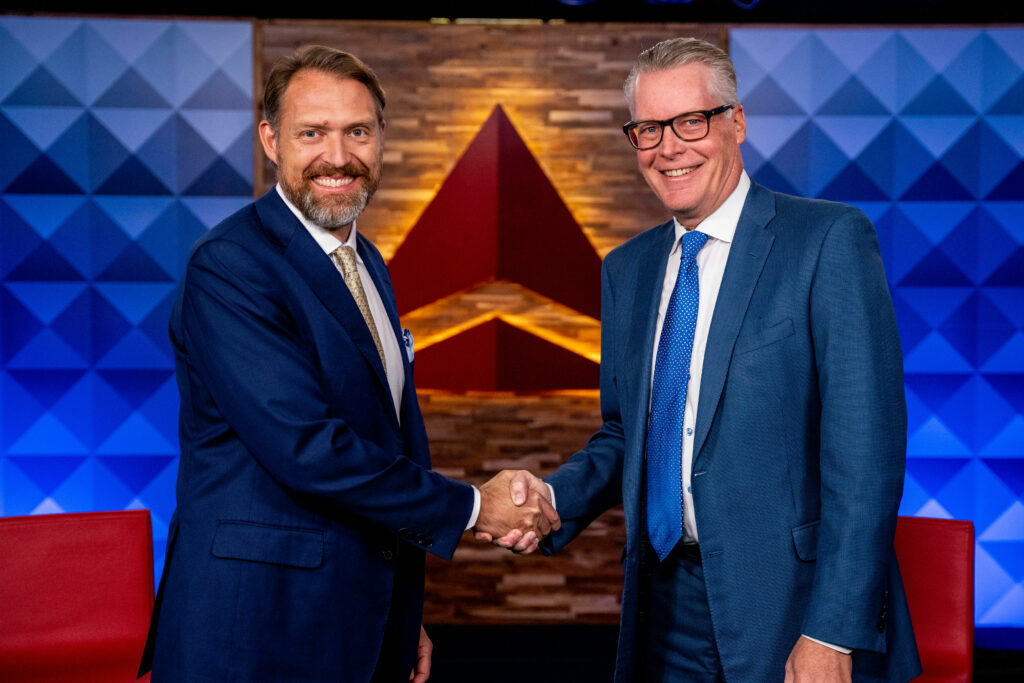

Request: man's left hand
left=474, top=470, right=558, bottom=554
left=474, top=470, right=559, bottom=553
left=784, top=637, right=852, bottom=683
left=409, top=625, right=432, bottom=682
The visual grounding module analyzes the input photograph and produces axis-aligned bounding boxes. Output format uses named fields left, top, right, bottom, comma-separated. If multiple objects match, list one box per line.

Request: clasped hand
left=473, top=470, right=559, bottom=554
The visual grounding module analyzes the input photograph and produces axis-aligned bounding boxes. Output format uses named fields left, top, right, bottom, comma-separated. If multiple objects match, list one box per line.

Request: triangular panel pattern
left=414, top=318, right=599, bottom=392
left=733, top=27, right=1024, bottom=630
left=388, top=105, right=602, bottom=320
left=0, top=16, right=252, bottom=584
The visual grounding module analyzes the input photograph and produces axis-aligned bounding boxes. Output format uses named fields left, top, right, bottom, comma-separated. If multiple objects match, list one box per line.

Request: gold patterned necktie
left=331, top=245, right=387, bottom=374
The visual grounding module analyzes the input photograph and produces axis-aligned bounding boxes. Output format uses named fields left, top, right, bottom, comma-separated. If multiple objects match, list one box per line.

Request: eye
left=300, top=130, right=319, bottom=139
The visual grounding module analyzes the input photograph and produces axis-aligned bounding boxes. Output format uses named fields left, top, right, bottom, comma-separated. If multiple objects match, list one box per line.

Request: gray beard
left=292, top=184, right=369, bottom=230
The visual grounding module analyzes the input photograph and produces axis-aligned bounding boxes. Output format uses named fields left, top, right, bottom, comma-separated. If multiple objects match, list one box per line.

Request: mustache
left=303, top=161, right=370, bottom=181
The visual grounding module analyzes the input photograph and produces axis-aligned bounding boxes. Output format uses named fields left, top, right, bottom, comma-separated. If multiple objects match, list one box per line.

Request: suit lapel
left=357, top=234, right=415, bottom=419
left=622, top=221, right=676, bottom=510
left=625, top=220, right=676, bottom=405
left=255, top=191, right=391, bottom=397
left=356, top=235, right=428, bottom=459
left=357, top=234, right=404, bottom=361
left=693, top=183, right=776, bottom=464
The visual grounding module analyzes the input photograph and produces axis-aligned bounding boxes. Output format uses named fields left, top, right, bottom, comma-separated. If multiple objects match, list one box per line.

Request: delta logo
left=389, top=106, right=602, bottom=392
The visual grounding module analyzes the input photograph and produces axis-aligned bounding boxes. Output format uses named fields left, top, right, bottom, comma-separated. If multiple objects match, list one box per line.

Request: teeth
left=663, top=167, right=696, bottom=177
left=313, top=176, right=354, bottom=187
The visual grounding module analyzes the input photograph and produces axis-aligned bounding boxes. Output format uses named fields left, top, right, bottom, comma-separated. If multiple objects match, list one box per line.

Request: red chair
left=0, top=510, right=155, bottom=682
left=895, top=515, right=975, bottom=683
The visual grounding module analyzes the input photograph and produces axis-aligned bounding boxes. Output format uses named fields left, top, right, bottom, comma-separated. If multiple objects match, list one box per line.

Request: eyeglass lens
left=628, top=112, right=709, bottom=149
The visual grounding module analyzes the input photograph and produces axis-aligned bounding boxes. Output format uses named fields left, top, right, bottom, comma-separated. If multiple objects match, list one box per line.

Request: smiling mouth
left=312, top=176, right=356, bottom=188
left=662, top=166, right=698, bottom=178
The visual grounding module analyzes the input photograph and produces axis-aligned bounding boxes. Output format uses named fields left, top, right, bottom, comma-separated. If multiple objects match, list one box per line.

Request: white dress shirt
left=650, top=171, right=750, bottom=544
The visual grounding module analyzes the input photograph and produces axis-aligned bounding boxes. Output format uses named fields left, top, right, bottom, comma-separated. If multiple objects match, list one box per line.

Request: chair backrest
left=0, top=510, right=154, bottom=683
left=894, top=515, right=975, bottom=683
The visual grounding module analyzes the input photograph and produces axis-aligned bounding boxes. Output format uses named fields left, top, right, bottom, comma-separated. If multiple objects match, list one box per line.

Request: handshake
left=473, top=470, right=560, bottom=554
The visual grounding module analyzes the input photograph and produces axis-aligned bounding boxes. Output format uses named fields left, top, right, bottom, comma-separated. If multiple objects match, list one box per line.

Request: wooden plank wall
left=260, top=20, right=727, bottom=625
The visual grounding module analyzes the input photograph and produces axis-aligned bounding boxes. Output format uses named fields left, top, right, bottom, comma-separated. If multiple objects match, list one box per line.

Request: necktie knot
left=334, top=245, right=358, bottom=275
left=681, top=229, right=708, bottom=261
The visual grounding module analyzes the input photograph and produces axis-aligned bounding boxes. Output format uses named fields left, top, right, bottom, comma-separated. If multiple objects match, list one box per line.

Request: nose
left=321, top=134, right=351, bottom=168
left=659, top=127, right=689, bottom=157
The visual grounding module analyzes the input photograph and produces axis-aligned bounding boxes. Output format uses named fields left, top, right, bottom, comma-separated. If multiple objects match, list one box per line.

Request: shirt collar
left=671, top=170, right=750, bottom=251
left=276, top=183, right=361, bottom=262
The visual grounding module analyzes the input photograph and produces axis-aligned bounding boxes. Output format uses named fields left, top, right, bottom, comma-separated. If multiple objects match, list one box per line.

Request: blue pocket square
left=402, top=328, right=414, bottom=364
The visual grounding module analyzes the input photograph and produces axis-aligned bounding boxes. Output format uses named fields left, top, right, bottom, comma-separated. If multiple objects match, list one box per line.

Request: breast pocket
left=734, top=318, right=794, bottom=356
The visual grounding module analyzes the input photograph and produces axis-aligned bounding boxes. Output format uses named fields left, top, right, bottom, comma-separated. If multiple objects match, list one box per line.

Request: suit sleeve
left=178, top=239, right=474, bottom=560
left=543, top=259, right=626, bottom=552
left=801, top=208, right=906, bottom=652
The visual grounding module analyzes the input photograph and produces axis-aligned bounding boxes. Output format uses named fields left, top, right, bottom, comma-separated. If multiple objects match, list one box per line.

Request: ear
left=258, top=120, right=279, bottom=165
left=732, top=105, right=746, bottom=145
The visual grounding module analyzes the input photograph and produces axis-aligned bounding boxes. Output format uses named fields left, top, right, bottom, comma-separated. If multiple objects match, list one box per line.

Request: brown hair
left=263, top=45, right=386, bottom=130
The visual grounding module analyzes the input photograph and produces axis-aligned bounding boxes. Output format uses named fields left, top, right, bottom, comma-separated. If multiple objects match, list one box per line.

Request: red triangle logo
left=413, top=318, right=598, bottom=392
left=389, top=105, right=602, bottom=319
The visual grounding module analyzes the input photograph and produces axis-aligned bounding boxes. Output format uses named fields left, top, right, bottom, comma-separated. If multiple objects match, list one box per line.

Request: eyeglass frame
left=622, top=104, right=735, bottom=150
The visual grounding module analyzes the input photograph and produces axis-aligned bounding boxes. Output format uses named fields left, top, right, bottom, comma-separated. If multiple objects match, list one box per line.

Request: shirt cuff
left=546, top=482, right=556, bottom=510
left=465, top=485, right=481, bottom=530
left=801, top=634, right=852, bottom=655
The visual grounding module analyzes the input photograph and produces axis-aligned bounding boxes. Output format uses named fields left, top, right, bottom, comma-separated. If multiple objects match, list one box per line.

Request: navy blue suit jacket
left=546, top=181, right=922, bottom=682
left=140, top=189, right=474, bottom=682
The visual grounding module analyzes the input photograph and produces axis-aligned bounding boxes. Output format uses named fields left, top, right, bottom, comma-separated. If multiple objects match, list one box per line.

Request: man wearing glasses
left=492, top=37, right=922, bottom=681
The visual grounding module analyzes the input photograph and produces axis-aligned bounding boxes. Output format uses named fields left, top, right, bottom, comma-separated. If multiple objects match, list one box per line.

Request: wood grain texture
left=259, top=19, right=728, bottom=624
left=418, top=389, right=622, bottom=624
left=261, top=20, right=724, bottom=258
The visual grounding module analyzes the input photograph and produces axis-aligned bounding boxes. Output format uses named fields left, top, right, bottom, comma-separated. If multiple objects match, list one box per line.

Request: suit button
left=382, top=550, right=393, bottom=561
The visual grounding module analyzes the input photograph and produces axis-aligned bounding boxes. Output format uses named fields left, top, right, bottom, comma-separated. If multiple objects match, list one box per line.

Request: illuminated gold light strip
left=414, top=311, right=501, bottom=348
left=403, top=280, right=601, bottom=362
left=497, top=313, right=600, bottom=363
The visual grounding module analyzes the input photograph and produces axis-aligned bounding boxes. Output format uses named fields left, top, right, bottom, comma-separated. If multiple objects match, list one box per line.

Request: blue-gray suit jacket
left=140, top=189, right=475, bottom=682
left=546, top=181, right=922, bottom=682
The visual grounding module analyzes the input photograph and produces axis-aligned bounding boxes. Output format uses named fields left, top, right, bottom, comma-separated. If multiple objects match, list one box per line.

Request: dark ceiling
left=4, top=1, right=1023, bottom=24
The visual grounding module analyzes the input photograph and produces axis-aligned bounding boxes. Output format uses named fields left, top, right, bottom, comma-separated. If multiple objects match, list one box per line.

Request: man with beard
left=138, top=45, right=558, bottom=683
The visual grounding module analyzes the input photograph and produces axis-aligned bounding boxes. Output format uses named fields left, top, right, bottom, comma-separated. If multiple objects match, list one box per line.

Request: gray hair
left=623, top=37, right=738, bottom=114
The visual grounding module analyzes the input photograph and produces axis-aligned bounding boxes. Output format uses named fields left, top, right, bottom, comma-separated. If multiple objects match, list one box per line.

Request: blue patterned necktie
left=646, top=229, right=708, bottom=561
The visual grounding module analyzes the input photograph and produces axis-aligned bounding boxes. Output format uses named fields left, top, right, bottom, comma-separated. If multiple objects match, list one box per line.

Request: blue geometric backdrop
left=1, top=17, right=1021, bottom=643
left=733, top=28, right=1024, bottom=639
left=0, top=16, right=253, bottom=575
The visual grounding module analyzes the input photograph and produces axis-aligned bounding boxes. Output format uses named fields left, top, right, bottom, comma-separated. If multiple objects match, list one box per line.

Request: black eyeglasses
left=622, top=104, right=734, bottom=150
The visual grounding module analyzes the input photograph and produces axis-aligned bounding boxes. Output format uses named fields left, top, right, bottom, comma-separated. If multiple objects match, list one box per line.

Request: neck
left=326, top=225, right=353, bottom=243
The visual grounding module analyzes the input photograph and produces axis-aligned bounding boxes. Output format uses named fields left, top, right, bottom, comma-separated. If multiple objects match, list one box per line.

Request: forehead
left=279, top=69, right=378, bottom=123
left=633, top=63, right=716, bottom=119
